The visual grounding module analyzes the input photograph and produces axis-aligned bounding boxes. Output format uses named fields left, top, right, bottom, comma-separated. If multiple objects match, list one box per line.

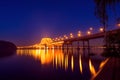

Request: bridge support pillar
left=71, top=43, right=73, bottom=54
left=83, top=41, right=85, bottom=57
left=62, top=44, right=64, bottom=50
left=87, top=40, right=90, bottom=54
left=77, top=41, right=80, bottom=51
left=67, top=44, right=68, bottom=53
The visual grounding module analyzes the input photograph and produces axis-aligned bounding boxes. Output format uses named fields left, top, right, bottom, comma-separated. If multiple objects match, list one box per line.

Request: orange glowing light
left=99, top=58, right=109, bottom=69
left=91, top=58, right=109, bottom=80
left=65, top=55, right=68, bottom=70
left=79, top=54, right=82, bottom=73
left=64, top=35, right=66, bottom=37
left=70, top=33, right=73, bottom=38
left=40, top=38, right=53, bottom=45
left=89, top=59, right=96, bottom=76
left=17, top=49, right=64, bottom=66
left=58, top=38, right=60, bottom=41
left=99, top=27, right=104, bottom=32
left=61, top=38, right=64, bottom=40
left=78, top=31, right=81, bottom=37
left=87, top=31, right=91, bottom=35
left=78, top=33, right=81, bottom=37
left=71, top=56, right=74, bottom=71
left=117, top=23, right=120, bottom=27
left=55, top=55, right=58, bottom=68
left=65, top=36, right=68, bottom=39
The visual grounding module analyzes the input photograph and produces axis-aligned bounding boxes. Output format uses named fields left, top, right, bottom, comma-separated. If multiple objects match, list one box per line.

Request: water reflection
left=89, top=59, right=96, bottom=76
left=91, top=58, right=109, bottom=80
left=17, top=49, right=109, bottom=79
left=79, top=54, right=83, bottom=73
left=71, top=56, right=74, bottom=71
left=64, top=55, right=68, bottom=70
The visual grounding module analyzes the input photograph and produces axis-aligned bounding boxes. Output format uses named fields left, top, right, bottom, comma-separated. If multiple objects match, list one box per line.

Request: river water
left=0, top=48, right=108, bottom=80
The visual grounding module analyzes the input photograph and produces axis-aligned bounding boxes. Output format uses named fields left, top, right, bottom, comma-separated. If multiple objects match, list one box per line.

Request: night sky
left=0, top=0, right=120, bottom=46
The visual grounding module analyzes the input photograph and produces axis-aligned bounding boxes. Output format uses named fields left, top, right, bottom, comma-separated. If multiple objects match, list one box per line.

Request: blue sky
left=0, top=0, right=120, bottom=46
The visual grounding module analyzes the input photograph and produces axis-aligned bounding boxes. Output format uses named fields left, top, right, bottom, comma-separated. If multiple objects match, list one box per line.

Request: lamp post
left=116, top=17, right=120, bottom=28
left=70, top=33, right=73, bottom=38
left=64, top=35, right=68, bottom=39
left=99, top=27, right=104, bottom=32
left=89, top=27, right=93, bottom=31
left=117, top=23, right=120, bottom=27
left=78, top=31, right=81, bottom=37
left=87, top=31, right=91, bottom=35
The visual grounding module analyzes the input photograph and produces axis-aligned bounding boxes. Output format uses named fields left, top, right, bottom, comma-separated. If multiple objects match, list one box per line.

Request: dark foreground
left=93, top=57, right=120, bottom=80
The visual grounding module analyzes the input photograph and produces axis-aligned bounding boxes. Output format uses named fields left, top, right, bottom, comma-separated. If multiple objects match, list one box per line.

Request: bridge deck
left=63, top=28, right=120, bottom=43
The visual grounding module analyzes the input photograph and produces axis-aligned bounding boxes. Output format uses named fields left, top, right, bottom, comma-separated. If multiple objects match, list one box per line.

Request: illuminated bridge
left=18, top=28, right=120, bottom=49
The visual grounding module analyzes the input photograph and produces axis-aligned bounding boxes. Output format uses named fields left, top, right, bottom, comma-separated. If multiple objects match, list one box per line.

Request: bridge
left=18, top=28, right=120, bottom=50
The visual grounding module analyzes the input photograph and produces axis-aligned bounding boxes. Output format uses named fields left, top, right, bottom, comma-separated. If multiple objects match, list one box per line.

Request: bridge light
left=61, top=38, right=64, bottom=40
left=56, top=37, right=58, bottom=40
left=64, top=35, right=68, bottom=39
left=58, top=38, right=60, bottom=41
left=65, top=36, right=68, bottom=39
left=117, top=23, right=120, bottom=27
left=116, top=18, right=120, bottom=28
left=70, top=33, right=73, bottom=38
left=78, top=31, right=81, bottom=37
left=55, top=37, right=58, bottom=41
left=64, top=35, right=66, bottom=38
left=58, top=37, right=61, bottom=41
left=89, top=27, right=93, bottom=31
left=99, top=27, right=104, bottom=32
left=87, top=31, right=91, bottom=35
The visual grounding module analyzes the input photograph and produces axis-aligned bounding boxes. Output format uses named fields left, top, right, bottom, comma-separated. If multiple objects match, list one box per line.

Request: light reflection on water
left=17, top=48, right=109, bottom=80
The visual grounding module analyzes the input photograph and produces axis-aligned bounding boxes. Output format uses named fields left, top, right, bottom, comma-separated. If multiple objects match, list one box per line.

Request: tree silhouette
left=94, top=0, right=120, bottom=57
left=94, top=0, right=120, bottom=28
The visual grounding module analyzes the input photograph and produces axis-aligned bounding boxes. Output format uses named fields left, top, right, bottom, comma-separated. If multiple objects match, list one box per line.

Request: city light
left=61, top=37, right=64, bottom=40
left=64, top=35, right=68, bottom=39
left=64, top=35, right=66, bottom=37
left=89, top=59, right=96, bottom=76
left=55, top=38, right=58, bottom=41
left=87, top=31, right=91, bottom=35
left=58, top=38, right=60, bottom=41
left=117, top=23, right=120, bottom=27
left=89, top=27, right=93, bottom=31
left=99, top=27, right=104, bottom=32
left=79, top=54, right=82, bottom=73
left=78, top=31, right=81, bottom=37
left=70, top=33, right=73, bottom=38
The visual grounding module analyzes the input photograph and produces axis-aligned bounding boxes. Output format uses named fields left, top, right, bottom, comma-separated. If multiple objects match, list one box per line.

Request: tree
left=94, top=0, right=120, bottom=29
left=94, top=0, right=120, bottom=57
left=94, top=0, right=120, bottom=42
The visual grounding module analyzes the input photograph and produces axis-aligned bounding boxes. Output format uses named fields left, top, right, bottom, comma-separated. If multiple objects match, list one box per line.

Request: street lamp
left=58, top=38, right=60, bottom=41
left=70, top=33, right=73, bottom=38
left=99, top=27, right=104, bottom=32
left=116, top=17, right=120, bottom=28
left=77, top=31, right=81, bottom=37
left=89, top=27, right=93, bottom=31
left=61, top=37, right=64, bottom=40
left=55, top=37, right=58, bottom=41
left=117, top=23, right=120, bottom=27
left=64, top=35, right=68, bottom=39
left=87, top=31, right=91, bottom=35
left=65, top=36, right=68, bottom=39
